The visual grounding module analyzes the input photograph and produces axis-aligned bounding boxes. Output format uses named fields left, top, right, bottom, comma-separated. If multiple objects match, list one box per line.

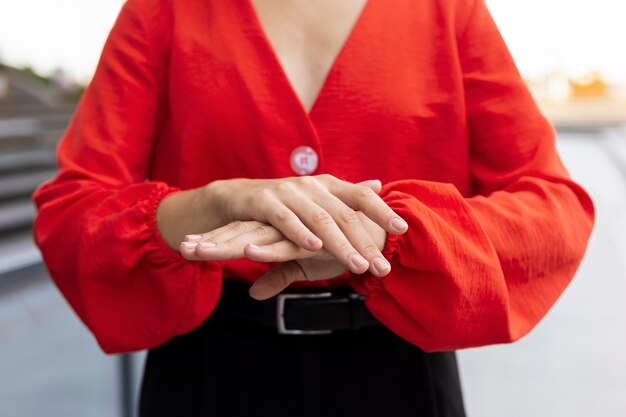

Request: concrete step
left=0, top=169, right=56, bottom=200
left=0, top=199, right=35, bottom=233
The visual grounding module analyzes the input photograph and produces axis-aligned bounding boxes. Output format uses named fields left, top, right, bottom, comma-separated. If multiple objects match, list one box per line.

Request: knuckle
left=274, top=208, right=293, bottom=223
left=202, top=238, right=218, bottom=247
left=296, top=227, right=311, bottom=240
left=378, top=206, right=395, bottom=221
left=356, top=185, right=376, bottom=199
left=360, top=243, right=380, bottom=256
left=296, top=175, right=315, bottom=186
left=292, top=262, right=310, bottom=282
left=252, top=226, right=268, bottom=237
left=339, top=208, right=360, bottom=224
left=335, top=241, right=352, bottom=253
left=367, top=205, right=393, bottom=224
left=228, top=220, right=244, bottom=231
left=298, top=175, right=324, bottom=192
left=274, top=181, right=294, bottom=194
left=221, top=239, right=237, bottom=249
left=277, top=267, right=293, bottom=288
left=312, top=210, right=333, bottom=226
left=256, top=189, right=274, bottom=205
left=351, top=188, right=377, bottom=209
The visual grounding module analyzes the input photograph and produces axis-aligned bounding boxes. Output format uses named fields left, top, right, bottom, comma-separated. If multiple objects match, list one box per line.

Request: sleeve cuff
left=143, top=183, right=189, bottom=266
left=351, top=188, right=407, bottom=294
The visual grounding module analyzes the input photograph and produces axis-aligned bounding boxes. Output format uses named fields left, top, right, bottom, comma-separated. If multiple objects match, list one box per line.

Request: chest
left=153, top=0, right=470, bottom=193
left=250, top=0, right=368, bottom=112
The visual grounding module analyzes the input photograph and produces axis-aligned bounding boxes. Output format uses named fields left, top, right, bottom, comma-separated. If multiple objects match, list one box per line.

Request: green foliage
left=17, top=65, right=52, bottom=86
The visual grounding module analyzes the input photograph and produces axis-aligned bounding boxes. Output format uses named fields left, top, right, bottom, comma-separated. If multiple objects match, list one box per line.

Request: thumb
left=249, top=259, right=347, bottom=300
left=249, top=261, right=303, bottom=300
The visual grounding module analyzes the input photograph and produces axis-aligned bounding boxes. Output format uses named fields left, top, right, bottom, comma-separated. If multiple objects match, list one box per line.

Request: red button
left=290, top=146, right=318, bottom=175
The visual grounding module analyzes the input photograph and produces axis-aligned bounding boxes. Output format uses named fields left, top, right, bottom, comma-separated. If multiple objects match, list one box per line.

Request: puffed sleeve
left=32, top=0, right=222, bottom=353
left=351, top=0, right=594, bottom=351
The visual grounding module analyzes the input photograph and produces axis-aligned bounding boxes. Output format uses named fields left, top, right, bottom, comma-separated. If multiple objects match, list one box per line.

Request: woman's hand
left=181, top=221, right=349, bottom=299
left=181, top=220, right=324, bottom=261
left=250, top=258, right=348, bottom=300
left=250, top=211, right=389, bottom=299
left=203, top=175, right=405, bottom=274
left=180, top=212, right=389, bottom=294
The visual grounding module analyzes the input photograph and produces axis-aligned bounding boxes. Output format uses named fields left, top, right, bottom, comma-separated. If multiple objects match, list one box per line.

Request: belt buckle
left=276, top=292, right=333, bottom=335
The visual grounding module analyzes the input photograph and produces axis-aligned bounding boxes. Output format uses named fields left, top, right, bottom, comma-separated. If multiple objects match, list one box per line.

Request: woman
left=33, top=0, right=594, bottom=415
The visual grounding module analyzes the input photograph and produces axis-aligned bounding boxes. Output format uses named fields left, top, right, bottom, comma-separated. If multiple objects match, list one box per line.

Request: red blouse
left=33, top=0, right=594, bottom=353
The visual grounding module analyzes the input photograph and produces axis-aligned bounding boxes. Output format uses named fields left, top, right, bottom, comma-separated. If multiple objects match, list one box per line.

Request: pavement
left=0, top=129, right=625, bottom=417
left=459, top=128, right=626, bottom=417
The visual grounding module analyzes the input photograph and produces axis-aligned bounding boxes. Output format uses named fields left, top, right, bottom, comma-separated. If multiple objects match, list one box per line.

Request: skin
left=155, top=0, right=407, bottom=298
left=157, top=177, right=406, bottom=297
left=249, top=0, right=369, bottom=111
left=181, top=211, right=388, bottom=300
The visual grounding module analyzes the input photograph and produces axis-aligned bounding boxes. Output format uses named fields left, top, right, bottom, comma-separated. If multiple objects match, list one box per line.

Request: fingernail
left=373, top=257, right=391, bottom=275
left=350, top=254, right=368, bottom=270
left=306, top=235, right=322, bottom=249
left=247, top=244, right=261, bottom=250
left=182, top=242, right=198, bottom=249
left=391, top=218, right=408, bottom=231
left=199, top=242, right=216, bottom=249
left=184, top=234, right=202, bottom=241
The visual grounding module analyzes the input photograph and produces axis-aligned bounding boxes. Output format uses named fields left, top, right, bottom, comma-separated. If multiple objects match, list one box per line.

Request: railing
left=0, top=108, right=139, bottom=417
left=0, top=109, right=69, bottom=270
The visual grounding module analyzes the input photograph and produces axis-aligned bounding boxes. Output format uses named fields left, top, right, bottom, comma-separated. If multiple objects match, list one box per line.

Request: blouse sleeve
left=351, top=0, right=595, bottom=352
left=33, top=0, right=222, bottom=354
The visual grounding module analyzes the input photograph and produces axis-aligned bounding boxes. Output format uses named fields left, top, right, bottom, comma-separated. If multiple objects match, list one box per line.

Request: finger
left=193, top=224, right=285, bottom=261
left=316, top=196, right=390, bottom=277
left=270, top=177, right=385, bottom=275
left=328, top=180, right=408, bottom=235
left=180, top=241, right=202, bottom=260
left=356, top=179, right=382, bottom=194
left=317, top=174, right=381, bottom=194
left=180, top=221, right=273, bottom=261
left=356, top=213, right=392, bottom=276
left=244, top=240, right=329, bottom=263
left=185, top=220, right=264, bottom=246
left=286, top=187, right=389, bottom=275
left=249, top=259, right=347, bottom=300
left=260, top=199, right=324, bottom=251
left=249, top=261, right=304, bottom=300
left=283, top=193, right=370, bottom=274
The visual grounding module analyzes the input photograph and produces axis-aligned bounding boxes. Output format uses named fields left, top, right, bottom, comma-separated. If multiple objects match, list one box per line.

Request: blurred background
left=0, top=0, right=624, bottom=416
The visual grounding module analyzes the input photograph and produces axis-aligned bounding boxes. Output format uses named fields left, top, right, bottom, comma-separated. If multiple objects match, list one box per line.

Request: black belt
left=217, top=279, right=380, bottom=335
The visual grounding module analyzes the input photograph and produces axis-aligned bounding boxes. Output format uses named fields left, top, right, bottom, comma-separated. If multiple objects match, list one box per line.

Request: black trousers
left=139, top=302, right=466, bottom=417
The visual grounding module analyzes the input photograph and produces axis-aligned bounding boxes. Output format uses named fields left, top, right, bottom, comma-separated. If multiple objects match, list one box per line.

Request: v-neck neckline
left=243, top=0, right=372, bottom=118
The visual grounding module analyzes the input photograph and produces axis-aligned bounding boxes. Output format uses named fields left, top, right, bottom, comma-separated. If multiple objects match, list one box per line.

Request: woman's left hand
left=180, top=213, right=388, bottom=299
